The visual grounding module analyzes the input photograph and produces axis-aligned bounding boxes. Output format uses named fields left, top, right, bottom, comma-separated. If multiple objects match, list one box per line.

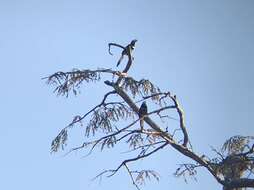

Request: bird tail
left=140, top=118, right=144, bottom=131
left=117, top=55, right=124, bottom=67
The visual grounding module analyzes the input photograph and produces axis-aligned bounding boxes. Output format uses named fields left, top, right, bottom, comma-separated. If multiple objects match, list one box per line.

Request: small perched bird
left=138, top=101, right=148, bottom=130
left=117, top=39, right=137, bottom=67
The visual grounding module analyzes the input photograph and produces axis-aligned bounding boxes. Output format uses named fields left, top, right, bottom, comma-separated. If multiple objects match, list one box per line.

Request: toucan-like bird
left=117, top=39, right=137, bottom=67
left=138, top=101, right=147, bottom=130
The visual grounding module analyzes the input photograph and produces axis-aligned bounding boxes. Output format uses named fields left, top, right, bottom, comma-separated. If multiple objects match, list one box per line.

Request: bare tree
left=43, top=40, right=254, bottom=190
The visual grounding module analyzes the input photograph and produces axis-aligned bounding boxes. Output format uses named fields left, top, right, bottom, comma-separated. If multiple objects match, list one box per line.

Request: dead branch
left=108, top=43, right=125, bottom=55
left=94, top=142, right=168, bottom=179
left=46, top=40, right=254, bottom=190
left=124, top=164, right=141, bottom=190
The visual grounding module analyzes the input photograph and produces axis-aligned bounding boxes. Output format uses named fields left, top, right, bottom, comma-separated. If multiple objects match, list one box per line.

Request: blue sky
left=0, top=1, right=253, bottom=189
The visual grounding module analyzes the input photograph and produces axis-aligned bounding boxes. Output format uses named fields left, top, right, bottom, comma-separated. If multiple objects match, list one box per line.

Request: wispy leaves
left=122, top=77, right=161, bottom=98
left=127, top=133, right=144, bottom=149
left=85, top=103, right=134, bottom=137
left=221, top=135, right=254, bottom=155
left=134, top=170, right=160, bottom=185
left=44, top=69, right=102, bottom=97
left=100, top=135, right=117, bottom=151
left=50, top=102, right=134, bottom=153
left=51, top=129, right=68, bottom=153
left=174, top=163, right=198, bottom=183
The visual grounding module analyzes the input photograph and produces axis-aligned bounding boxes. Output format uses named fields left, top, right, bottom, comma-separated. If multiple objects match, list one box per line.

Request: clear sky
left=0, top=1, right=253, bottom=190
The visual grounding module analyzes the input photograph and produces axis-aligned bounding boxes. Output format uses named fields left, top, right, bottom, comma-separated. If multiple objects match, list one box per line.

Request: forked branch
left=46, top=40, right=254, bottom=190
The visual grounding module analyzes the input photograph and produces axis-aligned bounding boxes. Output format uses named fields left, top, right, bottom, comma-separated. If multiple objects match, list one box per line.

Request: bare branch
left=108, top=142, right=168, bottom=177
left=121, top=141, right=167, bottom=154
left=124, top=164, right=141, bottom=190
left=108, top=43, right=125, bottom=55
left=169, top=95, right=189, bottom=147
left=210, top=146, right=225, bottom=161
left=148, top=105, right=176, bottom=116
left=174, top=163, right=202, bottom=182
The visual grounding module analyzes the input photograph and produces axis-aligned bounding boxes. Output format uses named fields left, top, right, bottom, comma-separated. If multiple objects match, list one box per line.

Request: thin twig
left=124, top=163, right=141, bottom=190
left=108, top=142, right=168, bottom=177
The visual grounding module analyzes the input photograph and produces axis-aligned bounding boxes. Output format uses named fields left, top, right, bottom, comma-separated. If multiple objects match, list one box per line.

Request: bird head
left=139, top=101, right=148, bottom=116
left=141, top=101, right=147, bottom=107
left=130, top=39, right=138, bottom=47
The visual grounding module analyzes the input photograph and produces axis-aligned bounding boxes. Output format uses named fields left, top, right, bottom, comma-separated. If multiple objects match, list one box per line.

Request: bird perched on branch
left=138, top=101, right=147, bottom=130
left=117, top=39, right=137, bottom=67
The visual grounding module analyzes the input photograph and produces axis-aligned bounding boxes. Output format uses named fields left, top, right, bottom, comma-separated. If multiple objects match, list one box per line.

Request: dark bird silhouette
left=117, top=39, right=137, bottom=67
left=138, top=101, right=147, bottom=130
